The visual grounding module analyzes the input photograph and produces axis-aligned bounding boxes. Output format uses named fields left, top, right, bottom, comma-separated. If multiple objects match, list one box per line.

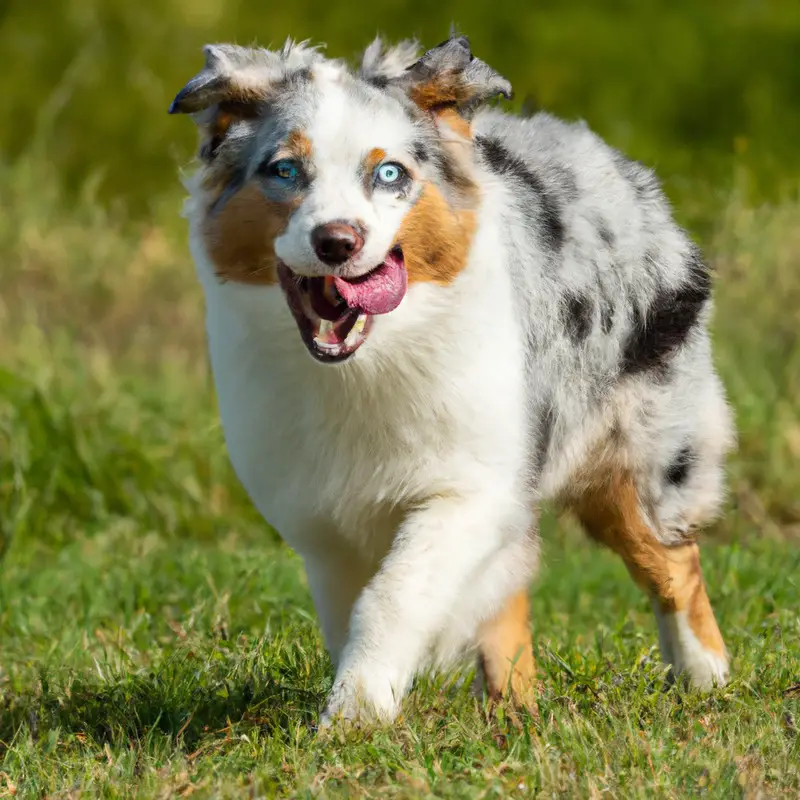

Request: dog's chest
left=200, top=235, right=528, bottom=552
left=205, top=309, right=499, bottom=553
left=218, top=368, right=478, bottom=552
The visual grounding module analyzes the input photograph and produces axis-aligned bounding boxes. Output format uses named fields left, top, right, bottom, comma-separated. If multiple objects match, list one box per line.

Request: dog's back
left=471, top=108, right=733, bottom=524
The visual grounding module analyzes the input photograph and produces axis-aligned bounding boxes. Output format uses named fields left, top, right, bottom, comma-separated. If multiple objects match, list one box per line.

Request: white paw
left=658, top=610, right=729, bottom=690
left=672, top=645, right=729, bottom=690
left=319, top=668, right=401, bottom=728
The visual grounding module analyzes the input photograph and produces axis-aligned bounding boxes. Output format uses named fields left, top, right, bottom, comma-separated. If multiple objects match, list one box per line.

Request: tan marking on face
left=199, top=100, right=262, bottom=161
left=202, top=183, right=298, bottom=285
left=364, top=147, right=387, bottom=174
left=572, top=471, right=726, bottom=658
left=361, top=148, right=388, bottom=192
left=285, top=129, right=313, bottom=160
left=213, top=111, right=235, bottom=141
left=395, top=183, right=477, bottom=284
left=477, top=589, right=537, bottom=712
left=436, top=108, right=472, bottom=140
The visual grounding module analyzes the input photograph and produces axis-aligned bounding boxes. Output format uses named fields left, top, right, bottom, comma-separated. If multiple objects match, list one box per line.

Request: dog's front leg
left=320, top=491, right=530, bottom=726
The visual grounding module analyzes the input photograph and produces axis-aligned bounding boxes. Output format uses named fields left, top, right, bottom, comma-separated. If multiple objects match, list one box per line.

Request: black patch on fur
left=620, top=247, right=711, bottom=376
left=563, top=292, right=594, bottom=343
left=200, top=139, right=218, bottom=161
left=665, top=445, right=696, bottom=486
left=366, top=75, right=389, bottom=89
left=612, top=151, right=662, bottom=204
left=432, top=148, right=474, bottom=198
left=475, top=135, right=565, bottom=251
left=412, top=141, right=430, bottom=163
left=533, top=401, right=556, bottom=477
left=600, top=299, right=615, bottom=334
left=598, top=221, right=615, bottom=247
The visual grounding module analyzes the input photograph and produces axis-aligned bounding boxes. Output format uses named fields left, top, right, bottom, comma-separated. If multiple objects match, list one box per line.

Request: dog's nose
left=311, top=223, right=364, bottom=266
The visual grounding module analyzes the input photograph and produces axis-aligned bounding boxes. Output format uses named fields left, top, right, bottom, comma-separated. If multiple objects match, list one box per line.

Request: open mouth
left=277, top=248, right=408, bottom=363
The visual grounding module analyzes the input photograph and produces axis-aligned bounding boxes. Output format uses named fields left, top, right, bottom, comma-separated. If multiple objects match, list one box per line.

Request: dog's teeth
left=343, top=314, right=368, bottom=347
left=314, top=340, right=342, bottom=354
left=315, top=319, right=342, bottom=349
left=323, top=276, right=341, bottom=305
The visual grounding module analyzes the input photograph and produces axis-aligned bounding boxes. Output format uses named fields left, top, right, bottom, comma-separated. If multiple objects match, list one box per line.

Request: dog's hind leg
left=573, top=471, right=728, bottom=689
left=476, top=588, right=537, bottom=711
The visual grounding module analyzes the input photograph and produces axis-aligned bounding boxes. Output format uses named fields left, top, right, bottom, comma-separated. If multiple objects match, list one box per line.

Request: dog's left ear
left=396, top=34, right=512, bottom=119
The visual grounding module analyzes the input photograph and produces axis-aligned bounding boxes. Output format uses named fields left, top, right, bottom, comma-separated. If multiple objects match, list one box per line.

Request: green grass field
left=2, top=1, right=800, bottom=795
left=1, top=507, right=799, bottom=797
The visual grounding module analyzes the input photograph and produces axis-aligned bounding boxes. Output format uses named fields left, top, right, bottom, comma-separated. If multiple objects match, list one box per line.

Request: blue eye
left=375, top=163, right=405, bottom=185
left=270, top=159, right=300, bottom=181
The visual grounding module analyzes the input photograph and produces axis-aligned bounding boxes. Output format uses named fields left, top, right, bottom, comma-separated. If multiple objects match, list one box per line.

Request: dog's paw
left=319, top=671, right=400, bottom=731
left=670, top=648, right=730, bottom=691
left=658, top=610, right=730, bottom=691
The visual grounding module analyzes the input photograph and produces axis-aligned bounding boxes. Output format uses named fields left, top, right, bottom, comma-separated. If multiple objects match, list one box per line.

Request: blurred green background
left=1, top=2, right=799, bottom=794
left=3, top=0, right=800, bottom=228
left=1, top=0, right=799, bottom=556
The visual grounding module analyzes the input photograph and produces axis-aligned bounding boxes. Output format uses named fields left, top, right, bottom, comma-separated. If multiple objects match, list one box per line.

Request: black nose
left=311, top=222, right=364, bottom=266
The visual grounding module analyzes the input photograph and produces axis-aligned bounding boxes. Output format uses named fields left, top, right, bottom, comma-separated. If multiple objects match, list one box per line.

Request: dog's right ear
left=169, top=42, right=322, bottom=159
left=169, top=44, right=278, bottom=161
left=169, top=44, right=277, bottom=116
left=394, top=34, right=512, bottom=120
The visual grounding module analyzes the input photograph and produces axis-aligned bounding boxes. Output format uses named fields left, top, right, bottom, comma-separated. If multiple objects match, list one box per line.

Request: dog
left=169, top=33, right=735, bottom=725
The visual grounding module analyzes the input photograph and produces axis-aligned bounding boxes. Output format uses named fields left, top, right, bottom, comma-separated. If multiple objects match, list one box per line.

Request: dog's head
left=170, top=34, right=511, bottom=364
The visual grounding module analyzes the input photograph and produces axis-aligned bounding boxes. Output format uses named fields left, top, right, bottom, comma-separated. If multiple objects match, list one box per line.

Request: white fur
left=653, top=607, right=730, bottom=689
left=193, top=179, right=538, bottom=721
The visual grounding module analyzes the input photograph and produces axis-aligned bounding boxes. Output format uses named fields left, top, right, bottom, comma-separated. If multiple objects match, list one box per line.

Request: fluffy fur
left=170, top=34, right=736, bottom=725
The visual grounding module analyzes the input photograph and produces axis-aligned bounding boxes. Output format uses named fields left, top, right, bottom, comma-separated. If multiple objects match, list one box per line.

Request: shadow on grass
left=0, top=639, right=329, bottom=751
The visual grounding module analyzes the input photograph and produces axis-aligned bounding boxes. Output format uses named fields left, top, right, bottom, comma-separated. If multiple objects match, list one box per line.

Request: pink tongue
left=333, top=251, right=407, bottom=315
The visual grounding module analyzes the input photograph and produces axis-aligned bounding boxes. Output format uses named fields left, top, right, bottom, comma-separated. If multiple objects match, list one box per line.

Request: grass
left=1, top=124, right=800, bottom=798
left=1, top=512, right=798, bottom=797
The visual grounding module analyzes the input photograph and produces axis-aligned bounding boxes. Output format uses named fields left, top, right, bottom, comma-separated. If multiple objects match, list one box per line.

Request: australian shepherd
left=169, top=34, right=735, bottom=725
